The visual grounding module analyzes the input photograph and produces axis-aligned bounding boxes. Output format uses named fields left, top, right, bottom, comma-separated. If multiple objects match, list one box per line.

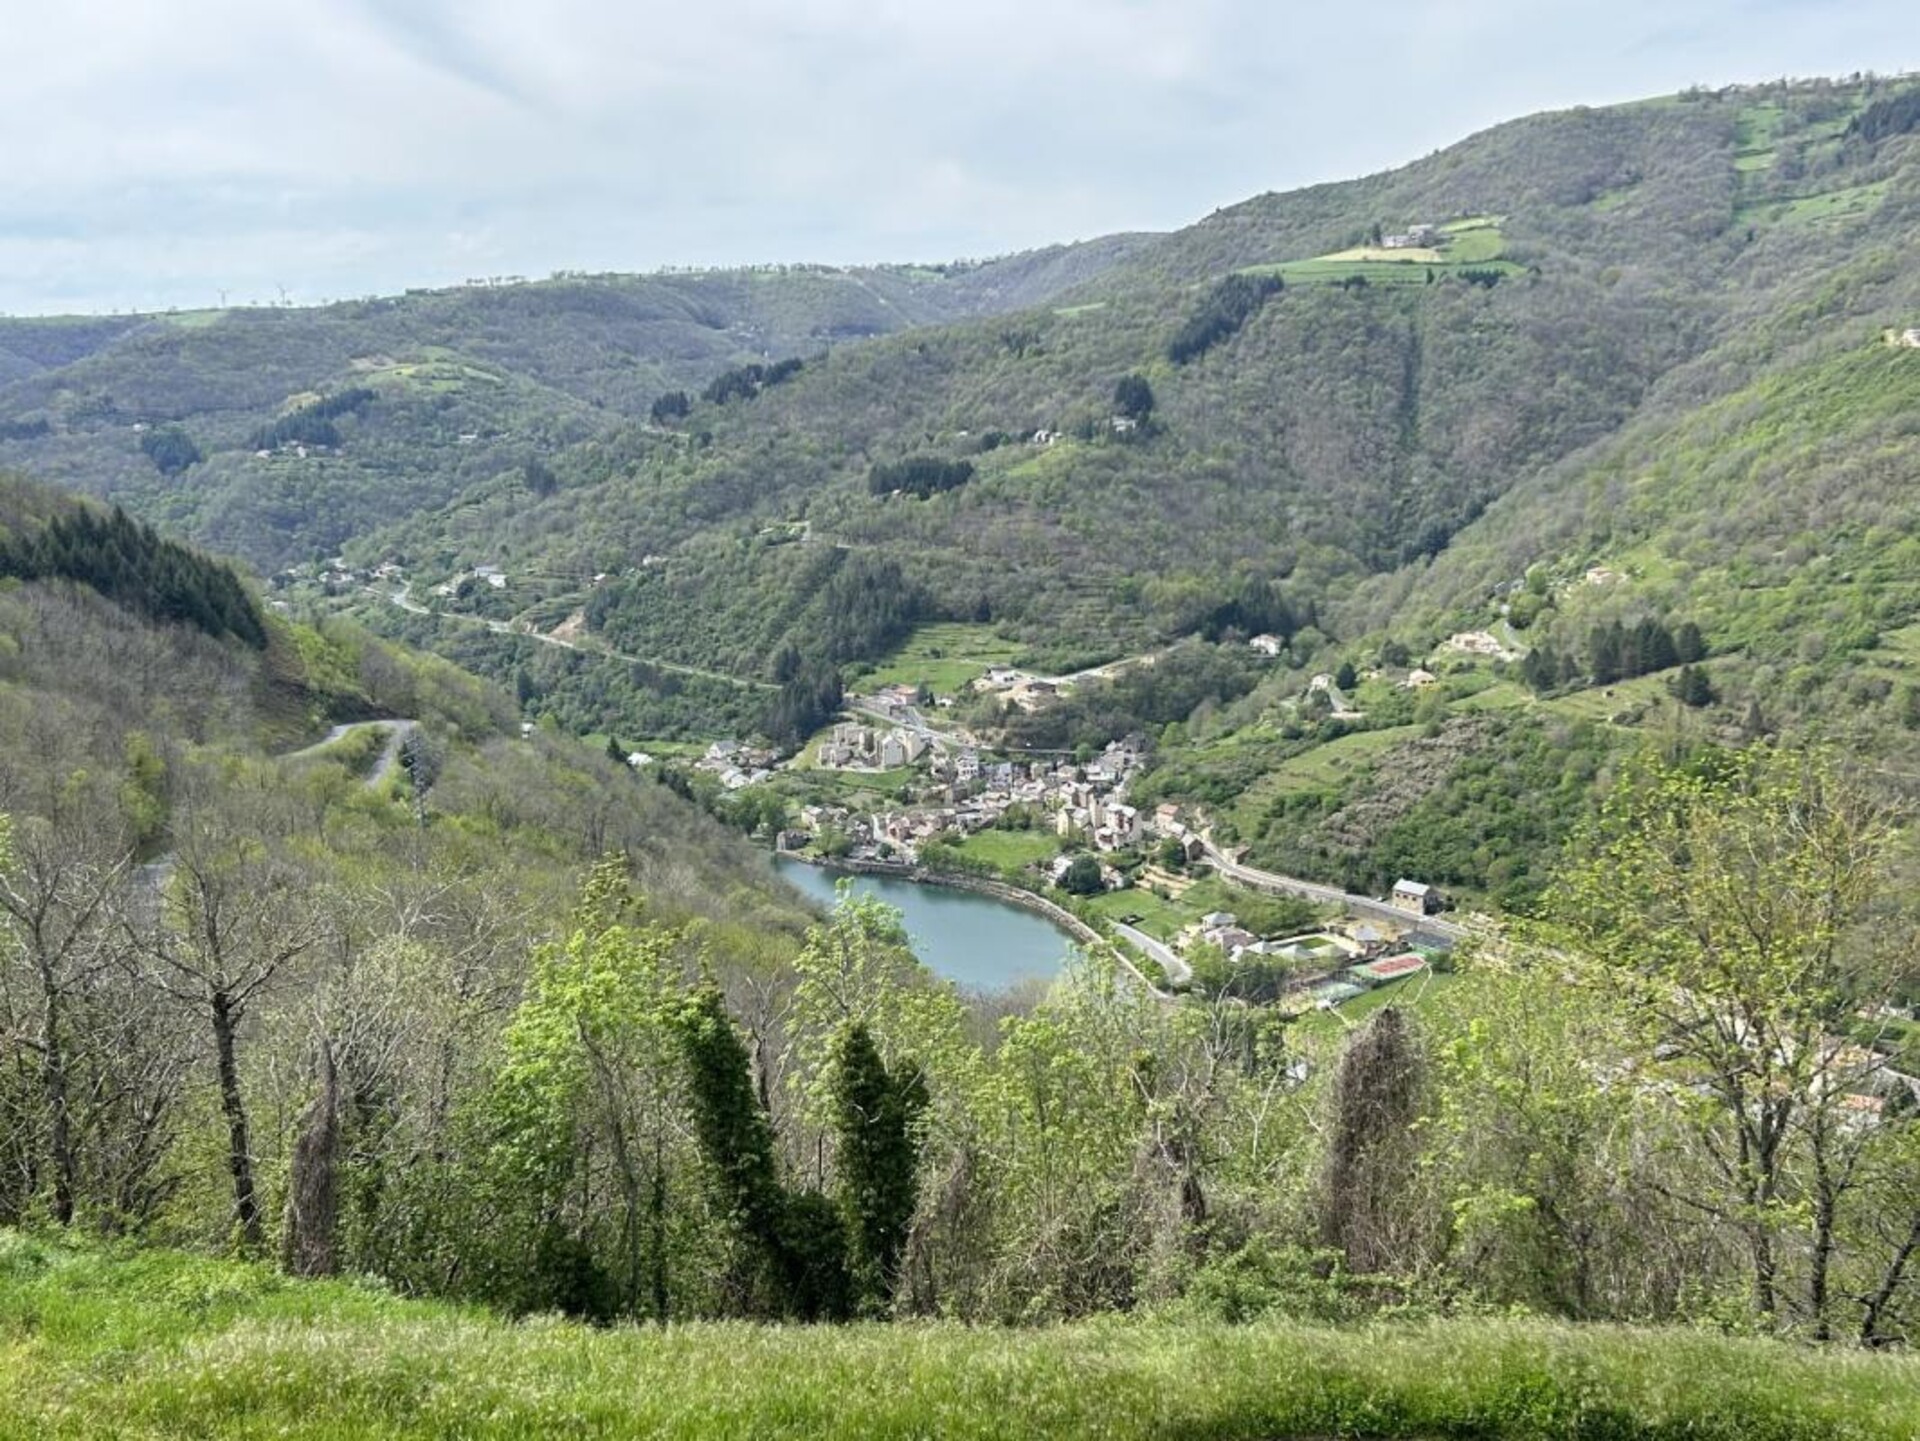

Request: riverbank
left=775, top=853, right=1170, bottom=996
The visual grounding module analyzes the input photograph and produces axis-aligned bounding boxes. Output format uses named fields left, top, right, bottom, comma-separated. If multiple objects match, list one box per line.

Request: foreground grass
left=4, top=1233, right=1919, bottom=1439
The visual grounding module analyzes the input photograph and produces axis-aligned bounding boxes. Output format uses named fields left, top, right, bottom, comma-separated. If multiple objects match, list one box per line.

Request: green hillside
left=7, top=76, right=1920, bottom=899
left=0, top=474, right=815, bottom=1270
left=0, top=240, right=1150, bottom=569
left=314, top=78, right=1920, bottom=905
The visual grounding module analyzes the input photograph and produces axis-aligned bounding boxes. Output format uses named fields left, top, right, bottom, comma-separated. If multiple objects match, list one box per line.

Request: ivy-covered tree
left=829, top=1023, right=926, bottom=1311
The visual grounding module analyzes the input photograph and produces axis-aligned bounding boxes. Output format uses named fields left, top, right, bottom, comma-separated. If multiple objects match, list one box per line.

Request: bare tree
left=0, top=787, right=132, bottom=1225
left=134, top=777, right=322, bottom=1250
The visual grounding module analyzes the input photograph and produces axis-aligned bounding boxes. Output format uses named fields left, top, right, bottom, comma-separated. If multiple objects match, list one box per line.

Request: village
left=681, top=674, right=1460, bottom=1010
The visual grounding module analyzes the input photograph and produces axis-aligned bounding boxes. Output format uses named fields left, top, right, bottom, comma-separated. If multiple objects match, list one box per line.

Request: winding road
left=367, top=583, right=775, bottom=692
left=1110, top=921, right=1193, bottom=986
left=282, top=719, right=420, bottom=789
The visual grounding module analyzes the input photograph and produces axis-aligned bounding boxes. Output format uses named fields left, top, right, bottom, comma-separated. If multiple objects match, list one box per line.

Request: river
left=771, top=856, right=1077, bottom=991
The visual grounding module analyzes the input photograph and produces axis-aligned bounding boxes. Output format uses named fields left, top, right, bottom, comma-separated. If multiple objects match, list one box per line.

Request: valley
left=5, top=67, right=1920, bottom=1425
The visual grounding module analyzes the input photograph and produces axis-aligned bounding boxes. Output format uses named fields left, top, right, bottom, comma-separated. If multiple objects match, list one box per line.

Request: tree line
left=0, top=503, right=265, bottom=647
left=867, top=456, right=974, bottom=500
left=248, top=388, right=376, bottom=452
left=1520, top=616, right=1705, bottom=693
left=1167, top=273, right=1284, bottom=366
left=1848, top=87, right=1920, bottom=143
left=701, top=357, right=805, bottom=407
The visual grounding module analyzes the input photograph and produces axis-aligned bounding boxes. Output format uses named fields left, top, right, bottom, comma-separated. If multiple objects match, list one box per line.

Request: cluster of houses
left=694, top=739, right=779, bottom=791
left=432, top=563, right=508, bottom=596
left=969, top=667, right=1063, bottom=713
left=1441, top=630, right=1518, bottom=662
left=280, top=556, right=406, bottom=596
left=787, top=737, right=1152, bottom=863
left=816, top=722, right=932, bottom=772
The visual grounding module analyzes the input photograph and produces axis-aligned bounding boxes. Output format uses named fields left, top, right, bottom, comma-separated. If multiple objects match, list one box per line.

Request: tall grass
left=3, top=1231, right=1916, bottom=1439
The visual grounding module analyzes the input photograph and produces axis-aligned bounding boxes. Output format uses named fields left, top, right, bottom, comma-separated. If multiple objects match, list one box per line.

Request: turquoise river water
left=771, top=855, right=1077, bottom=991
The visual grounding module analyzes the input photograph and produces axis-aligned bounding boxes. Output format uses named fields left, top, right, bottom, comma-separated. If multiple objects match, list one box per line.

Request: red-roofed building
left=1349, top=953, right=1428, bottom=986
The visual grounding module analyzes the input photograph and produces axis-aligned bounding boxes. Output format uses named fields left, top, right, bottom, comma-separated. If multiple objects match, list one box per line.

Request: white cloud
left=0, top=0, right=1914, bottom=312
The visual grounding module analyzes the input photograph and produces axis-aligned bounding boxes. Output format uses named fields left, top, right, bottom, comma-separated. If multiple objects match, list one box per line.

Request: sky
left=1, top=0, right=1914, bottom=315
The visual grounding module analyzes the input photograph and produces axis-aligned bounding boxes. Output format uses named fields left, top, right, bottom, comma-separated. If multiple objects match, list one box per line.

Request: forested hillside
left=7, top=77, right=1920, bottom=902
left=0, top=475, right=815, bottom=1268
left=313, top=77, right=1920, bottom=907
left=0, top=239, right=1149, bottom=567
left=8, top=59, right=1920, bottom=1377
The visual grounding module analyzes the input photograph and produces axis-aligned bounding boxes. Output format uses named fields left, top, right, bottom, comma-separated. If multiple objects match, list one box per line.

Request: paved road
left=283, top=719, right=420, bottom=790
left=846, top=700, right=982, bottom=751
left=368, top=584, right=775, bottom=692
left=1111, top=921, right=1192, bottom=985
left=1198, top=835, right=1470, bottom=944
left=1031, top=646, right=1168, bottom=688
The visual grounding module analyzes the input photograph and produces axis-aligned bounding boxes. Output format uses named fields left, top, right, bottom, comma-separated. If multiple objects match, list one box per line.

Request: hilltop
left=0, top=237, right=1150, bottom=568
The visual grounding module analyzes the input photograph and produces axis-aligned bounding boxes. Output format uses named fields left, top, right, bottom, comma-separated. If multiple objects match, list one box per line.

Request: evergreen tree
left=1588, top=622, right=1627, bottom=685
left=1520, top=645, right=1561, bottom=694
left=1112, top=374, right=1155, bottom=421
left=1673, top=664, right=1716, bottom=708
left=649, top=390, right=691, bottom=424
left=523, top=459, right=559, bottom=498
left=1631, top=618, right=1678, bottom=674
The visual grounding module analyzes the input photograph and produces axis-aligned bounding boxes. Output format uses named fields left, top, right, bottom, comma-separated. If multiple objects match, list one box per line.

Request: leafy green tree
left=1060, top=855, right=1104, bottom=895
left=1540, top=748, right=1909, bottom=1330
left=1425, top=961, right=1663, bottom=1317
left=472, top=860, right=687, bottom=1320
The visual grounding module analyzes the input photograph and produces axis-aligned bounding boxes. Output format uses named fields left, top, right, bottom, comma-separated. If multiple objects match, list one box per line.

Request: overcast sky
left=1, top=0, right=1913, bottom=315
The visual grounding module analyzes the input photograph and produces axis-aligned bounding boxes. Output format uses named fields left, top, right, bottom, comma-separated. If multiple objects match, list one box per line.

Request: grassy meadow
left=856, top=622, right=1024, bottom=698
left=3, top=1233, right=1918, bottom=1440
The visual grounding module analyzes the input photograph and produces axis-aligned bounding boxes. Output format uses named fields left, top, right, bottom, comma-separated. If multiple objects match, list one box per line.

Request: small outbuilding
left=1391, top=879, right=1435, bottom=915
